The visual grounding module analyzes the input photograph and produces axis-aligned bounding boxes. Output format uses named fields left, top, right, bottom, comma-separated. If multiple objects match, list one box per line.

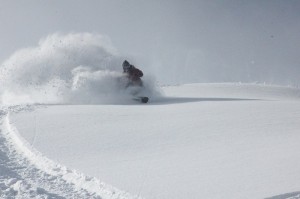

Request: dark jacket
left=122, top=60, right=143, bottom=87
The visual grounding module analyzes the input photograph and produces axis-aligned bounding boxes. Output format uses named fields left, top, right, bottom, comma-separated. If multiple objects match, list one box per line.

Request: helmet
left=122, top=60, right=131, bottom=72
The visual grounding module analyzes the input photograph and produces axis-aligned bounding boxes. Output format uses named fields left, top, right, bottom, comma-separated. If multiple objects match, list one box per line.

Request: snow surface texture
left=0, top=33, right=161, bottom=105
left=9, top=83, right=300, bottom=199
left=0, top=106, right=141, bottom=199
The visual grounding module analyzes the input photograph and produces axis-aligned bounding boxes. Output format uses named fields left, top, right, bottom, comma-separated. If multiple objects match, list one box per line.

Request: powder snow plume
left=0, top=33, right=160, bottom=105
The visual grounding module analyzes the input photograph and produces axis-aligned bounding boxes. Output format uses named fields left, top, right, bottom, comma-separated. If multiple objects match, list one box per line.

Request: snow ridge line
left=1, top=108, right=142, bottom=199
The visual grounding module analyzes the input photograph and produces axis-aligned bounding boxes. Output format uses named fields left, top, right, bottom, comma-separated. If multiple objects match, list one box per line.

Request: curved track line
left=0, top=108, right=141, bottom=199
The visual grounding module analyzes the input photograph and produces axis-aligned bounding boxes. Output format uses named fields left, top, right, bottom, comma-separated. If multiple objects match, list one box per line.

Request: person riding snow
left=122, top=60, right=149, bottom=103
left=122, top=60, right=143, bottom=87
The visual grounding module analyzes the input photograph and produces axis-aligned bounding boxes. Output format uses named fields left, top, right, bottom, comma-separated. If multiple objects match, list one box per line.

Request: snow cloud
left=0, top=33, right=160, bottom=105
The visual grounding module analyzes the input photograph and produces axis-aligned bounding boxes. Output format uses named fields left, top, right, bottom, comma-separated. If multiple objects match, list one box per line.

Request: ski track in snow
left=0, top=106, right=140, bottom=199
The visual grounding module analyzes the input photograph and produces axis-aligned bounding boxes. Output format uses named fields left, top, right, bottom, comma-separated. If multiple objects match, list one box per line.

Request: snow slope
left=0, top=106, right=141, bottom=199
left=8, top=83, right=300, bottom=199
left=2, top=32, right=300, bottom=199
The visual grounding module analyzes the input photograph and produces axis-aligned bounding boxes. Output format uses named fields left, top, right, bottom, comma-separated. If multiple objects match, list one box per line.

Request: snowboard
left=133, top=96, right=149, bottom=103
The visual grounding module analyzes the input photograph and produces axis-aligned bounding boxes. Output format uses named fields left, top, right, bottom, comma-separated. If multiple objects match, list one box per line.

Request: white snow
left=1, top=33, right=300, bottom=199
left=0, top=106, right=141, bottom=199
left=0, top=33, right=161, bottom=105
left=6, top=83, right=300, bottom=199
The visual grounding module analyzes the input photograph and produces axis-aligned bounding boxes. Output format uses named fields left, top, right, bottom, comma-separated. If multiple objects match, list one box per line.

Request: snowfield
left=0, top=108, right=140, bottom=199
left=2, top=83, right=300, bottom=199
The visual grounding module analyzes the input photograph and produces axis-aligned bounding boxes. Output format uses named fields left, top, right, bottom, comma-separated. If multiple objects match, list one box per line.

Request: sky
left=1, top=0, right=300, bottom=85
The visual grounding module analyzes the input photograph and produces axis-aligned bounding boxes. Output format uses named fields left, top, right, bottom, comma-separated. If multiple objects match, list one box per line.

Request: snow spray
left=0, top=33, right=161, bottom=105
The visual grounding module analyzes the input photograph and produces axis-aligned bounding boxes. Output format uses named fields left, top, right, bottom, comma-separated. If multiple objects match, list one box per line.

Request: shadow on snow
left=265, top=191, right=300, bottom=199
left=149, top=97, right=260, bottom=105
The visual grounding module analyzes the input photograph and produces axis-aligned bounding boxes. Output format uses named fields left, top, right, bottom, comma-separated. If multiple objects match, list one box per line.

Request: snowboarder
left=122, top=60, right=148, bottom=103
left=122, top=60, right=143, bottom=87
